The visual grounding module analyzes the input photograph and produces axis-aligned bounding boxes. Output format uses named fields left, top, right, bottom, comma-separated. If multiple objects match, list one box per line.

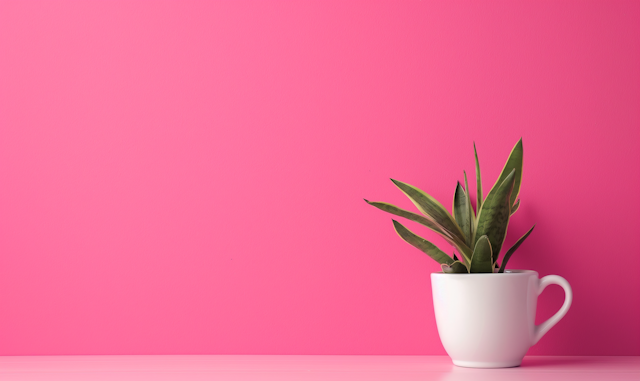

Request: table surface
left=1, top=355, right=639, bottom=381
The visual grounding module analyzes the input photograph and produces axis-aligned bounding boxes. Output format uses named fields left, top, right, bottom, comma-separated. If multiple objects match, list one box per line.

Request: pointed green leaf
left=365, top=199, right=448, bottom=236
left=442, top=261, right=468, bottom=273
left=510, top=199, right=520, bottom=216
left=452, top=252, right=469, bottom=266
left=464, top=171, right=475, bottom=245
left=392, top=220, right=454, bottom=265
left=390, top=179, right=466, bottom=245
left=390, top=179, right=473, bottom=263
left=453, top=182, right=472, bottom=245
left=470, top=235, right=493, bottom=273
left=475, top=169, right=516, bottom=264
left=364, top=199, right=469, bottom=257
left=451, top=241, right=473, bottom=265
left=482, top=138, right=523, bottom=212
left=499, top=225, right=535, bottom=273
left=474, top=142, right=483, bottom=216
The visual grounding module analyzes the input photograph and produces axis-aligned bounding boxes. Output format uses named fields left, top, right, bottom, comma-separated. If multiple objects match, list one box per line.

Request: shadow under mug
left=431, top=270, right=572, bottom=368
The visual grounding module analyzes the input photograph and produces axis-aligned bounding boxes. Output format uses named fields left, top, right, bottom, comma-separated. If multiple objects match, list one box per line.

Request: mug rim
left=431, top=269, right=538, bottom=276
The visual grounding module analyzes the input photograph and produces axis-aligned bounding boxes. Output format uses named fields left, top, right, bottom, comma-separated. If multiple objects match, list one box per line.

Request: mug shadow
left=437, top=357, right=609, bottom=381
left=520, top=356, right=593, bottom=368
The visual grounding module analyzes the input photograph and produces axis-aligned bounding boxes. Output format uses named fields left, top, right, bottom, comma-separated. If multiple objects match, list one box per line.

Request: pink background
left=1, top=0, right=639, bottom=356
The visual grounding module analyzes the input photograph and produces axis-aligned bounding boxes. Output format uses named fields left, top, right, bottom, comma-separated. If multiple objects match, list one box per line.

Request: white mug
left=431, top=270, right=572, bottom=368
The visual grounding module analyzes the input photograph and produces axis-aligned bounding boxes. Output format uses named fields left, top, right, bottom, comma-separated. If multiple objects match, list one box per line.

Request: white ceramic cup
left=431, top=270, right=572, bottom=368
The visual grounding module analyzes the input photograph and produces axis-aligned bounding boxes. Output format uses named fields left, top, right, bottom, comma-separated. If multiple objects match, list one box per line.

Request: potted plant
left=365, top=139, right=572, bottom=368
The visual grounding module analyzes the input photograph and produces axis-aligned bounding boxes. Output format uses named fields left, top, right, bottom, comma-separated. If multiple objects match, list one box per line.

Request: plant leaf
left=510, top=199, right=521, bottom=216
left=470, top=235, right=493, bottom=273
left=364, top=199, right=470, bottom=258
left=364, top=199, right=451, bottom=237
left=390, top=179, right=473, bottom=262
left=499, top=225, right=535, bottom=273
left=451, top=241, right=473, bottom=265
left=482, top=138, right=523, bottom=212
left=464, top=171, right=475, bottom=245
left=453, top=252, right=469, bottom=266
left=442, top=261, right=468, bottom=273
left=392, top=220, right=454, bottom=265
left=453, top=182, right=472, bottom=245
left=390, top=179, right=466, bottom=245
left=474, top=142, right=483, bottom=216
left=475, top=169, right=516, bottom=264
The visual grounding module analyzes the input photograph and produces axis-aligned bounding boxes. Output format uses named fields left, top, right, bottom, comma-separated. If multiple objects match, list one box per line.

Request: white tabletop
left=1, top=355, right=639, bottom=380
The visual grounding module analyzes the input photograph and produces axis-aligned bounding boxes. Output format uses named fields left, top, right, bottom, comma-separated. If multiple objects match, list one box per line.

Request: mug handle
left=533, top=275, right=573, bottom=345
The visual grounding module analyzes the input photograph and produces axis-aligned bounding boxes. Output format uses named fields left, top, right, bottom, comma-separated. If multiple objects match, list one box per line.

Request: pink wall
left=1, top=0, right=639, bottom=356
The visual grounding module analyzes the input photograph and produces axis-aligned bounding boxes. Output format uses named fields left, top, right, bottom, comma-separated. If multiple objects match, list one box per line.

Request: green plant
left=365, top=139, right=535, bottom=273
